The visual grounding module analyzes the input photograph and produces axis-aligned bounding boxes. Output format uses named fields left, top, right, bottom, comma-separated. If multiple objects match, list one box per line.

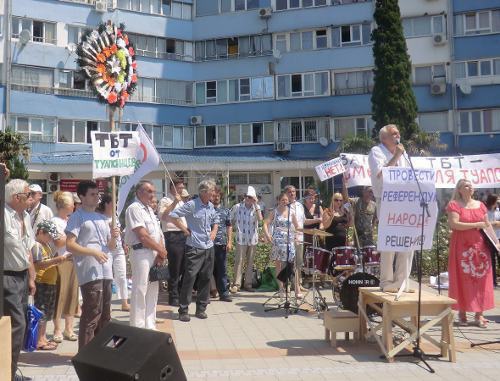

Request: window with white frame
left=195, top=0, right=270, bottom=16
left=418, top=112, right=448, bottom=132
left=454, top=9, right=500, bottom=36
left=277, top=71, right=329, bottom=98
left=56, top=69, right=89, bottom=91
left=11, top=116, right=55, bottom=142
left=11, top=65, right=54, bottom=88
left=280, top=28, right=329, bottom=52
left=402, top=15, right=445, bottom=38
left=332, top=23, right=371, bottom=47
left=413, top=64, right=446, bottom=84
left=459, top=109, right=500, bottom=134
left=134, top=78, right=156, bottom=102
left=129, top=77, right=192, bottom=104
left=333, top=117, right=373, bottom=140
left=117, top=0, right=192, bottom=19
left=196, top=76, right=273, bottom=104
left=12, top=17, right=56, bottom=44
left=333, top=69, right=374, bottom=95
left=275, top=118, right=329, bottom=143
left=68, top=25, right=90, bottom=45
left=128, top=33, right=193, bottom=61
left=276, top=0, right=327, bottom=11
left=455, top=58, right=500, bottom=79
left=195, top=33, right=272, bottom=61
left=196, top=121, right=274, bottom=147
left=160, top=125, right=193, bottom=148
left=275, top=34, right=287, bottom=52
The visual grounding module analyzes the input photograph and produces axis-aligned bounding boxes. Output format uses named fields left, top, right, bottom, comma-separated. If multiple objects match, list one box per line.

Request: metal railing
left=11, top=83, right=193, bottom=106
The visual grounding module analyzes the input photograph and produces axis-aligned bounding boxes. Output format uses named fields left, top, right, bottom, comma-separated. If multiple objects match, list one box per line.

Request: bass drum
left=338, top=272, right=379, bottom=314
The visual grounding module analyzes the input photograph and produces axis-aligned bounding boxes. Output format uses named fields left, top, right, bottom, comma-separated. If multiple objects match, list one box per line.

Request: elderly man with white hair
left=28, top=183, right=53, bottom=233
left=169, top=180, right=219, bottom=322
left=368, top=124, right=414, bottom=293
left=3, top=178, right=36, bottom=381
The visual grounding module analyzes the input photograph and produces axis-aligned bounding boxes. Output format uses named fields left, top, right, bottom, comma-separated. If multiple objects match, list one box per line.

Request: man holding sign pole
left=368, top=124, right=414, bottom=293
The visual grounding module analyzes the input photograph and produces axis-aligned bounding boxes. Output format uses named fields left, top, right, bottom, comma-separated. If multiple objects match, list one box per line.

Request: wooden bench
left=324, top=309, right=359, bottom=347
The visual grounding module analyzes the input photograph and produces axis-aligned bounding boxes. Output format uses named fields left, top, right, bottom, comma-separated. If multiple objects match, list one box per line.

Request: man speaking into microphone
left=368, top=124, right=414, bottom=293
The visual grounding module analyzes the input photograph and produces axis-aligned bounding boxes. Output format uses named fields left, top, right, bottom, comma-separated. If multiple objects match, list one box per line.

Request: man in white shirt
left=285, top=185, right=305, bottom=291
left=28, top=183, right=53, bottom=233
left=3, top=178, right=36, bottom=380
left=230, top=186, right=263, bottom=292
left=125, top=181, right=168, bottom=329
left=368, top=124, right=413, bottom=293
left=158, top=177, right=187, bottom=307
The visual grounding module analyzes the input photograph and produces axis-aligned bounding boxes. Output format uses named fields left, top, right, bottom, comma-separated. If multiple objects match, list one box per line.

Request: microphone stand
left=392, top=147, right=439, bottom=374
left=264, top=202, right=307, bottom=317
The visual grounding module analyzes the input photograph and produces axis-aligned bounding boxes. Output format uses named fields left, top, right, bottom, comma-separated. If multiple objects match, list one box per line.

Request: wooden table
left=358, top=287, right=456, bottom=362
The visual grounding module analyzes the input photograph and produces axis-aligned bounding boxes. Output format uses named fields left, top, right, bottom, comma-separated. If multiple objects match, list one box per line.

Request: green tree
left=335, top=134, right=374, bottom=155
left=0, top=129, right=29, bottom=180
left=371, top=0, right=418, bottom=141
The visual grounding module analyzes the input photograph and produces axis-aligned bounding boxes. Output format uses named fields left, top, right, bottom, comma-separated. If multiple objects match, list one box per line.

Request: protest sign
left=340, top=152, right=500, bottom=189
left=92, top=131, right=140, bottom=178
left=377, top=167, right=438, bottom=252
left=315, top=157, right=346, bottom=181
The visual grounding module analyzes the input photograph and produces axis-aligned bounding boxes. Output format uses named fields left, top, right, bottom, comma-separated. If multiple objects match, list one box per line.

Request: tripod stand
left=263, top=202, right=307, bottom=317
left=393, top=153, right=440, bottom=373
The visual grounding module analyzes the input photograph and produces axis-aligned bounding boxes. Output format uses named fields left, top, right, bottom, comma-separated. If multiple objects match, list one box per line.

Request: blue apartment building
left=1, top=0, right=499, bottom=207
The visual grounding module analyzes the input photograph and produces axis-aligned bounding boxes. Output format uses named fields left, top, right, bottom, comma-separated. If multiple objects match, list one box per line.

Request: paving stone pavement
left=17, top=282, right=500, bottom=381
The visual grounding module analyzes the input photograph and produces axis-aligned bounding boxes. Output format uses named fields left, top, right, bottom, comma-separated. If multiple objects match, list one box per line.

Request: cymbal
left=299, top=228, right=333, bottom=237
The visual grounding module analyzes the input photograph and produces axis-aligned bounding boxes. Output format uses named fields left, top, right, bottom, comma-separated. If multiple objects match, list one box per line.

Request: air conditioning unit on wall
left=259, top=8, right=272, bottom=19
left=190, top=115, right=202, bottom=125
left=430, top=81, right=446, bottom=95
left=95, top=0, right=107, bottom=12
left=274, top=142, right=291, bottom=152
left=432, top=33, right=447, bottom=46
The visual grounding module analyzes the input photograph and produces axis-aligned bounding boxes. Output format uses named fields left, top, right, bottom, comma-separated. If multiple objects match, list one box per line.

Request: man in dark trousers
left=170, top=180, right=219, bottom=322
left=158, top=177, right=187, bottom=306
left=3, top=178, right=36, bottom=381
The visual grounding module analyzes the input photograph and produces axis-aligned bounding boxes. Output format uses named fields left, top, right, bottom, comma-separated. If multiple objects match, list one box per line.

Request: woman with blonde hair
left=446, top=179, right=499, bottom=327
left=51, top=191, right=79, bottom=342
left=322, top=192, right=352, bottom=251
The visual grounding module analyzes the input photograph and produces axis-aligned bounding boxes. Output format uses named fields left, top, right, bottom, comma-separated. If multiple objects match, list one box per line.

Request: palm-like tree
left=405, top=130, right=447, bottom=156
left=335, top=134, right=375, bottom=155
left=336, top=130, right=446, bottom=157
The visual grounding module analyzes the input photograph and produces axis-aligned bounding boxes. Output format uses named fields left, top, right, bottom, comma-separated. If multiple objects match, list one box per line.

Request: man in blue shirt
left=170, top=180, right=219, bottom=322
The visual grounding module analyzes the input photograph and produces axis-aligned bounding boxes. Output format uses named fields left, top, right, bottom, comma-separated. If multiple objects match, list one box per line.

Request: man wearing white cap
left=230, top=185, right=263, bottom=292
left=28, top=184, right=53, bottom=234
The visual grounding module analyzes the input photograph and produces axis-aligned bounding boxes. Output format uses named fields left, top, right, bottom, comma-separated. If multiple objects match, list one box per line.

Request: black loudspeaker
left=72, top=322, right=186, bottom=381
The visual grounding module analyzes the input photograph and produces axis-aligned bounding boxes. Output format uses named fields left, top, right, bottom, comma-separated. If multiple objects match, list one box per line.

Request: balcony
left=11, top=84, right=194, bottom=106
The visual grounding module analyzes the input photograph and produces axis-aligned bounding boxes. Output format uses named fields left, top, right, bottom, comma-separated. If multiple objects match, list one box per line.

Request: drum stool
left=323, top=309, right=359, bottom=347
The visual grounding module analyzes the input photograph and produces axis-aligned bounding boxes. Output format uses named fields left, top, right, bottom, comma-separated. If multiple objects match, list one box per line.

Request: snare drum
left=361, top=245, right=380, bottom=266
left=304, top=247, right=331, bottom=274
left=332, top=246, right=357, bottom=270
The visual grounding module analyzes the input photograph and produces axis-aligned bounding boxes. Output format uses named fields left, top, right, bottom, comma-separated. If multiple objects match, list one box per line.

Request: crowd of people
left=2, top=123, right=500, bottom=381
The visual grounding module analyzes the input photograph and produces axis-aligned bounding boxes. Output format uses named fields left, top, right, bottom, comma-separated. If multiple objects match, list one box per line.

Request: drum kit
left=300, top=228, right=380, bottom=315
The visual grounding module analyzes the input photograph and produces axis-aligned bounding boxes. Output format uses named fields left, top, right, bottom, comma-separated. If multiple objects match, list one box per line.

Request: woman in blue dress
left=263, top=191, right=301, bottom=298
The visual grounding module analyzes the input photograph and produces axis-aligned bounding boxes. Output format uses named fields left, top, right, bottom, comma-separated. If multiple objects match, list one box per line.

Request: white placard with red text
left=315, top=157, right=346, bottom=181
left=340, top=152, right=500, bottom=189
left=378, top=167, right=438, bottom=252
